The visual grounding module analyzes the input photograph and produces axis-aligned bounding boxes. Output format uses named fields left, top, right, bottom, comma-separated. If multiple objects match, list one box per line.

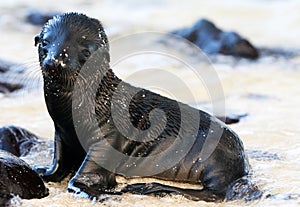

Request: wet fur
left=34, top=13, right=259, bottom=202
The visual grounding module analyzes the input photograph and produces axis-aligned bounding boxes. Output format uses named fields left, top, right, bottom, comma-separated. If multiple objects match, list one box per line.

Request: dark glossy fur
left=34, top=13, right=254, bottom=202
left=0, top=150, right=48, bottom=205
left=171, top=19, right=259, bottom=59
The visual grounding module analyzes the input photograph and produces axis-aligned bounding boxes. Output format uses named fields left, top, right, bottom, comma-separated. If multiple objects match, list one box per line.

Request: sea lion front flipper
left=67, top=144, right=117, bottom=198
left=34, top=131, right=73, bottom=182
left=121, top=182, right=224, bottom=202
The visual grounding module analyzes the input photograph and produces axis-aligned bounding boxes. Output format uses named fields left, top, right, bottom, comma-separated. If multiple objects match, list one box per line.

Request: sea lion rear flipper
left=121, top=182, right=224, bottom=202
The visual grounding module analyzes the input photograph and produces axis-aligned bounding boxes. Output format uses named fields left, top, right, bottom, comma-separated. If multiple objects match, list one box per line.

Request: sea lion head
left=34, top=12, right=109, bottom=84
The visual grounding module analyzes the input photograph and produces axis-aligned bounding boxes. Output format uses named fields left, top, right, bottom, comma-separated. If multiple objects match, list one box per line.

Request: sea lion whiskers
left=20, top=62, right=43, bottom=93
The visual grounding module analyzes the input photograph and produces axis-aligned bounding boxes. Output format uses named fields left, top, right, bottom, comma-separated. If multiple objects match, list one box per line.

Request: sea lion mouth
left=42, top=63, right=78, bottom=78
left=42, top=66, right=61, bottom=78
left=42, top=62, right=81, bottom=92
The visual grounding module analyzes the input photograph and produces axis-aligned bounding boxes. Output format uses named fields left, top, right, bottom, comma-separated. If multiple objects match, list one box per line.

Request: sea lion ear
left=34, top=34, right=41, bottom=47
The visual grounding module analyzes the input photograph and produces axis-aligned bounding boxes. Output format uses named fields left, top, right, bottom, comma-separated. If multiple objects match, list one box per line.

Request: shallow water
left=0, top=0, right=300, bottom=206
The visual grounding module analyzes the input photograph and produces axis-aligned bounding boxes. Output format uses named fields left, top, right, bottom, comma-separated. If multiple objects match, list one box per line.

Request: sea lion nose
left=44, top=57, right=60, bottom=68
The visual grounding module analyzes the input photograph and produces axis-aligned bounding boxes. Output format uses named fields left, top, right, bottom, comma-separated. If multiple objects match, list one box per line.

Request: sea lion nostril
left=44, top=56, right=64, bottom=68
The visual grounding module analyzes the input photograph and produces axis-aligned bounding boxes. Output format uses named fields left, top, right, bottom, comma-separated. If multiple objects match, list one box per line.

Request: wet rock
left=246, top=149, right=280, bottom=161
left=0, top=60, right=10, bottom=73
left=0, top=126, right=41, bottom=157
left=0, top=150, right=49, bottom=205
left=26, top=11, right=59, bottom=26
left=171, top=19, right=259, bottom=59
left=217, top=114, right=248, bottom=125
left=245, top=93, right=273, bottom=100
left=0, top=59, right=24, bottom=94
left=0, top=82, right=23, bottom=93
left=268, top=193, right=300, bottom=200
left=245, top=93, right=279, bottom=101
left=0, top=59, right=24, bottom=74
left=259, top=47, right=300, bottom=59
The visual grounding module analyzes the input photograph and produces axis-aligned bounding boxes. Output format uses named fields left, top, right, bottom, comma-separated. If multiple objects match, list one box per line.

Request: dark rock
left=0, top=59, right=24, bottom=74
left=0, top=150, right=49, bottom=204
left=244, top=93, right=281, bottom=101
left=0, top=59, right=25, bottom=94
left=246, top=149, right=280, bottom=161
left=0, top=59, right=15, bottom=73
left=259, top=47, right=300, bottom=59
left=0, top=82, right=23, bottom=93
left=26, top=11, right=59, bottom=26
left=217, top=114, right=248, bottom=125
left=171, top=19, right=259, bottom=59
left=245, top=93, right=273, bottom=100
left=0, top=60, right=10, bottom=73
left=0, top=126, right=41, bottom=157
left=268, top=193, right=300, bottom=200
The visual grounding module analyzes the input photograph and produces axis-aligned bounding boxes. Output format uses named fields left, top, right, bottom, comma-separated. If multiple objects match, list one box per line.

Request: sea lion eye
left=82, top=49, right=91, bottom=58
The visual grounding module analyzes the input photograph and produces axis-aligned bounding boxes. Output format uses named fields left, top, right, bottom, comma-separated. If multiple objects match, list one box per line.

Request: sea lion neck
left=43, top=66, right=122, bottom=99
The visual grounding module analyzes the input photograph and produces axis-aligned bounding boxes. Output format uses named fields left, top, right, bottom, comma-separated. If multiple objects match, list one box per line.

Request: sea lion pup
left=34, top=12, right=259, bottom=202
